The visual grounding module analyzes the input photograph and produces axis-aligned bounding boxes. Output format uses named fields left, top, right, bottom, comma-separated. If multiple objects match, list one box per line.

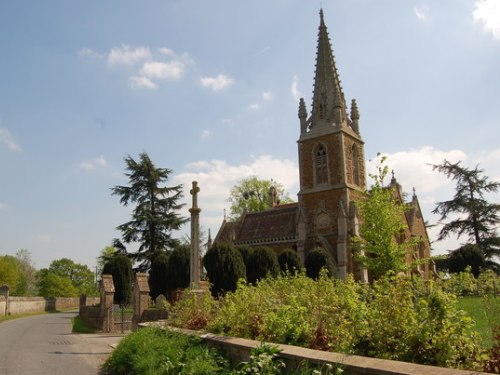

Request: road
left=0, top=311, right=123, bottom=375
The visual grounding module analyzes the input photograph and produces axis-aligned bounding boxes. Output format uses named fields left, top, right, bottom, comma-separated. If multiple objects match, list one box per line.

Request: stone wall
left=79, top=305, right=101, bottom=329
left=0, top=295, right=6, bottom=316
left=1, top=296, right=98, bottom=316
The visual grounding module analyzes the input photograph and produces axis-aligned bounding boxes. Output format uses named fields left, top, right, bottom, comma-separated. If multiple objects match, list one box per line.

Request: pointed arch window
left=315, top=144, right=328, bottom=185
left=352, top=144, right=360, bottom=186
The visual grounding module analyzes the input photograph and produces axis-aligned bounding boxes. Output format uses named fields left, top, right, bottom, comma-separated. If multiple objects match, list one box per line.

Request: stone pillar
left=100, top=275, right=115, bottom=333
left=336, top=202, right=348, bottom=280
left=189, top=181, right=201, bottom=289
left=79, top=294, right=87, bottom=308
left=0, top=285, right=9, bottom=316
left=132, top=273, right=150, bottom=330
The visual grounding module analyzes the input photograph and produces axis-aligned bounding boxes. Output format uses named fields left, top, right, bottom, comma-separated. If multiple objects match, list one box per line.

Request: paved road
left=0, top=311, right=123, bottom=375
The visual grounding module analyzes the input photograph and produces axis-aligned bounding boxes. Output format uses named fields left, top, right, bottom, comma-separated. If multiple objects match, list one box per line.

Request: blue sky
left=1, top=0, right=499, bottom=270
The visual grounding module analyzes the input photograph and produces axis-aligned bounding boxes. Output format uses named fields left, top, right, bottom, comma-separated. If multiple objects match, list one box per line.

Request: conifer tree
left=112, top=152, right=187, bottom=270
left=432, top=160, right=500, bottom=264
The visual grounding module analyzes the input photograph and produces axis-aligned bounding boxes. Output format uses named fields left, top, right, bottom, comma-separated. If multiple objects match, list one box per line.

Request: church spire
left=311, top=9, right=347, bottom=128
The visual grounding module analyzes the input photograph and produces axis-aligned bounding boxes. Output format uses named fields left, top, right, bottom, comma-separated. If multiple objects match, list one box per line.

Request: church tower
left=297, top=10, right=367, bottom=280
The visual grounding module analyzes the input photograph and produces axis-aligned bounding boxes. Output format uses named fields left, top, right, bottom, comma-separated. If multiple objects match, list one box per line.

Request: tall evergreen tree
left=112, top=152, right=187, bottom=270
left=432, top=160, right=500, bottom=263
left=102, top=254, right=133, bottom=305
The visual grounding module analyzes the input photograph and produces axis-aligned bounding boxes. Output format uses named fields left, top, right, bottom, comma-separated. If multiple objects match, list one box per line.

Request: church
left=214, top=10, right=432, bottom=281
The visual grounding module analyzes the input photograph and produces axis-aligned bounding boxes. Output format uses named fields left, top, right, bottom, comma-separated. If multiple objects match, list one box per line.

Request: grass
left=457, top=295, right=500, bottom=349
left=0, top=311, right=48, bottom=323
left=72, top=315, right=96, bottom=333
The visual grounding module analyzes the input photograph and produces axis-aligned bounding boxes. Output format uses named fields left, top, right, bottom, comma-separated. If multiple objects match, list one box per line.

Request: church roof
left=215, top=203, right=299, bottom=247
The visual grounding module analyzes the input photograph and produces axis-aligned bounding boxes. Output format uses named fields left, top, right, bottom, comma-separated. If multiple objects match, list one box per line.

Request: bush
left=203, top=243, right=246, bottom=297
left=305, top=247, right=333, bottom=280
left=102, top=254, right=133, bottom=305
left=449, top=245, right=485, bottom=278
left=103, top=327, right=230, bottom=374
left=149, top=251, right=169, bottom=300
left=246, top=246, right=280, bottom=284
left=278, top=249, right=302, bottom=275
left=237, top=246, right=253, bottom=269
left=167, top=245, right=190, bottom=291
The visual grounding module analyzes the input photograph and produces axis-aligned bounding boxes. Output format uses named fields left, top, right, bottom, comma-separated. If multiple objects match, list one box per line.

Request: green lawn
left=457, top=295, right=500, bottom=349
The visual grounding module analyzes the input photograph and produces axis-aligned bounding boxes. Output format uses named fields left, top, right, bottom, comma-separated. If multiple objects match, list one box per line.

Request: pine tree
left=432, top=160, right=500, bottom=264
left=112, top=152, right=187, bottom=270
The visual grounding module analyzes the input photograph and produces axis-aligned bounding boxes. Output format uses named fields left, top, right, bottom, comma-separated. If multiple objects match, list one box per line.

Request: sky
left=1, top=0, right=499, bottom=270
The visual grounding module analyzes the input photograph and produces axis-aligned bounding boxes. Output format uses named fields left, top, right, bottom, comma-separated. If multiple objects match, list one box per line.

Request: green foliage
left=0, top=255, right=20, bottom=292
left=111, top=152, right=187, bottom=270
left=149, top=251, right=169, bottom=300
left=97, top=246, right=118, bottom=277
left=37, top=269, right=79, bottom=297
left=166, top=245, right=190, bottom=291
left=246, top=246, right=280, bottom=284
left=432, top=160, right=500, bottom=264
left=237, top=343, right=285, bottom=375
left=227, top=176, right=293, bottom=220
left=203, top=243, right=246, bottom=297
left=353, top=155, right=420, bottom=279
left=449, top=244, right=485, bottom=277
left=237, top=246, right=253, bottom=269
left=72, top=316, right=96, bottom=333
left=169, top=290, right=218, bottom=330
left=47, top=258, right=96, bottom=295
left=278, top=249, right=302, bottom=275
left=103, top=254, right=133, bottom=305
left=13, top=249, right=37, bottom=295
left=305, top=248, right=333, bottom=280
left=103, top=327, right=231, bottom=375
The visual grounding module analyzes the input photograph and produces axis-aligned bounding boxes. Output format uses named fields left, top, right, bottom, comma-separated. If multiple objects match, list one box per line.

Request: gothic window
left=352, top=144, right=360, bottom=186
left=315, top=144, right=328, bottom=185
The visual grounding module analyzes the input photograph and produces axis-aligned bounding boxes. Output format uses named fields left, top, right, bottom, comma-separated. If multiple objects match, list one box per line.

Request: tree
left=14, top=249, right=37, bottom=296
left=448, top=244, right=485, bottom=277
left=112, top=152, right=187, bottom=270
left=48, top=258, right=96, bottom=295
left=166, top=245, right=190, bottom=291
left=227, top=177, right=293, bottom=220
left=37, top=269, right=78, bottom=298
left=148, top=252, right=169, bottom=300
left=246, top=246, right=280, bottom=284
left=203, top=243, right=246, bottom=297
left=353, top=156, right=420, bottom=279
left=0, top=255, right=20, bottom=292
left=305, top=247, right=333, bottom=279
left=278, top=249, right=302, bottom=275
left=432, top=160, right=500, bottom=263
left=102, top=254, right=133, bottom=305
left=96, top=246, right=118, bottom=277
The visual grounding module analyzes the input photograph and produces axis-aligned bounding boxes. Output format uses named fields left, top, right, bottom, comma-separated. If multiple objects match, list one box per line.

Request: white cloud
left=77, top=48, right=103, bottom=59
left=201, top=130, right=211, bottom=140
left=291, top=75, right=301, bottom=101
left=200, top=74, right=234, bottom=91
left=0, top=128, right=22, bottom=151
left=129, top=76, right=158, bottom=89
left=80, top=155, right=108, bottom=170
left=474, top=0, right=500, bottom=40
left=248, top=103, right=260, bottom=111
left=174, top=155, right=299, bottom=231
left=158, top=47, right=174, bottom=56
left=107, top=45, right=151, bottom=66
left=262, top=91, right=274, bottom=101
left=413, top=5, right=429, bottom=22
left=37, top=234, right=52, bottom=243
left=139, top=61, right=185, bottom=80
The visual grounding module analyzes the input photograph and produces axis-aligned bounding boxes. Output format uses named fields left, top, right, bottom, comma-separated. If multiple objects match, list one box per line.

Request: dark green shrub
left=167, top=245, right=190, bottom=291
left=237, top=246, right=253, bottom=269
left=203, top=243, right=246, bottom=297
left=305, top=247, right=333, bottom=280
left=449, top=244, right=485, bottom=278
left=149, top=251, right=169, bottom=300
left=102, top=254, right=133, bottom=305
left=246, top=246, right=280, bottom=284
left=278, top=249, right=302, bottom=275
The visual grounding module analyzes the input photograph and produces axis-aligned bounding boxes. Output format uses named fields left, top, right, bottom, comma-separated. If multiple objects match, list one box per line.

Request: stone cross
left=189, top=181, right=201, bottom=289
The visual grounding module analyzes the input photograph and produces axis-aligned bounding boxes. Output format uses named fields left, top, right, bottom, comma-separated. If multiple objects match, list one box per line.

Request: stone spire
left=350, top=99, right=360, bottom=133
left=311, top=9, right=348, bottom=128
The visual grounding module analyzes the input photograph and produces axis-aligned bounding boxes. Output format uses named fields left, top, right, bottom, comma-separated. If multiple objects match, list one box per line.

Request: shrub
left=237, top=246, right=253, bottom=269
left=167, top=245, right=190, bottom=291
left=103, top=327, right=230, bottom=374
left=149, top=251, right=169, bottom=300
left=449, top=244, right=485, bottom=278
left=102, top=254, right=133, bottom=305
left=246, top=246, right=280, bottom=284
left=203, top=243, right=246, bottom=297
left=305, top=247, right=333, bottom=280
left=169, top=290, right=218, bottom=330
left=278, top=249, right=302, bottom=275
